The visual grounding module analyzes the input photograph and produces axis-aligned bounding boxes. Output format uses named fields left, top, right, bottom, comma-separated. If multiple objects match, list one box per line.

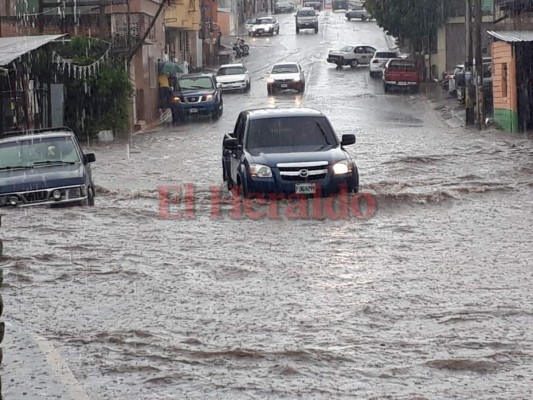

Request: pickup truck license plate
left=295, top=183, right=316, bottom=194
left=397, top=82, right=407, bottom=85
left=281, top=84, right=288, bottom=88
left=189, top=108, right=198, bottom=113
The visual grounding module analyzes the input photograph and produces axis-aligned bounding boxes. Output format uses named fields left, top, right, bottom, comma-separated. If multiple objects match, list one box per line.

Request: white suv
left=369, top=50, right=399, bottom=78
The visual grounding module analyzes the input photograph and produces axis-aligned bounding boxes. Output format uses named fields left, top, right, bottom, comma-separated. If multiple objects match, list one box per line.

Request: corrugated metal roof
left=0, top=34, right=66, bottom=66
left=488, top=30, right=533, bottom=42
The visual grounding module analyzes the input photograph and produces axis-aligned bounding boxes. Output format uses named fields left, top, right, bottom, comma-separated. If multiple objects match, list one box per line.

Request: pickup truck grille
left=24, top=190, right=49, bottom=203
left=185, top=96, right=201, bottom=103
left=277, top=161, right=328, bottom=182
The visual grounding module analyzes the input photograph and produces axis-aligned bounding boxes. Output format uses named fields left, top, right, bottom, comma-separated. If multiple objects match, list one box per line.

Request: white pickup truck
left=326, top=44, right=376, bottom=68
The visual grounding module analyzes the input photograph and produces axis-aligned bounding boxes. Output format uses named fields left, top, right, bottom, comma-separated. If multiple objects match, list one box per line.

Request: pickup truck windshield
left=272, top=64, right=299, bottom=74
left=297, top=10, right=316, bottom=16
left=179, top=76, right=214, bottom=90
left=246, top=117, right=337, bottom=151
left=0, top=136, right=80, bottom=169
left=256, top=18, right=274, bottom=24
left=218, top=67, right=245, bottom=76
left=375, top=52, right=398, bottom=59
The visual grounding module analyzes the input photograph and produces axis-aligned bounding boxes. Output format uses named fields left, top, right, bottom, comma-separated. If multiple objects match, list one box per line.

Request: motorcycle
left=232, top=42, right=244, bottom=58
left=236, top=37, right=250, bottom=55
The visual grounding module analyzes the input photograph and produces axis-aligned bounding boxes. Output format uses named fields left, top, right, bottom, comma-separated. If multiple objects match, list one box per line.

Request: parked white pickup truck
left=326, top=44, right=376, bottom=68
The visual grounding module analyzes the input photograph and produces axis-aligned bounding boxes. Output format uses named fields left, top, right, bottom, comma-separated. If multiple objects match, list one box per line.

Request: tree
left=365, top=0, right=446, bottom=53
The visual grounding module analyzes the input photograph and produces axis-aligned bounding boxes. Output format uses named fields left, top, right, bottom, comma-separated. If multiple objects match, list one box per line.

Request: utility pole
left=474, top=0, right=484, bottom=129
left=465, top=0, right=475, bottom=125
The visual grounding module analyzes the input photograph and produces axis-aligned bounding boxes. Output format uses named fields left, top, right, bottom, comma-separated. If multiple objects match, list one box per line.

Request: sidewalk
left=1, top=321, right=90, bottom=399
left=418, top=83, right=467, bottom=129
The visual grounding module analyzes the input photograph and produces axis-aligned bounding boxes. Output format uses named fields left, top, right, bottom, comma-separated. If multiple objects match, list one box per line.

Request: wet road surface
left=2, top=10, right=533, bottom=400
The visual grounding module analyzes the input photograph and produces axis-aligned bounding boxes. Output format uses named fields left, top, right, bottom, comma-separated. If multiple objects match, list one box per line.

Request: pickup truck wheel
left=276, top=27, right=280, bottom=35
left=212, top=100, right=223, bottom=120
left=350, top=168, right=359, bottom=193
left=347, top=16, right=351, bottom=21
left=412, top=85, right=419, bottom=93
left=314, top=27, right=318, bottom=33
left=238, top=174, right=250, bottom=198
left=361, top=15, right=367, bottom=21
left=86, top=186, right=95, bottom=206
left=350, top=59, right=359, bottom=68
left=296, top=27, right=300, bottom=34
left=267, top=85, right=273, bottom=95
left=383, top=83, right=389, bottom=93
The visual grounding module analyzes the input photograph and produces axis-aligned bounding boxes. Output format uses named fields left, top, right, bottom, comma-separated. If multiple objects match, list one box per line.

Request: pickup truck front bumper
left=384, top=80, right=418, bottom=86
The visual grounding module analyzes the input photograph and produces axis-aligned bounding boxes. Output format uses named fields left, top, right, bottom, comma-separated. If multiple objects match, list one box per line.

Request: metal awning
left=0, top=34, right=67, bottom=66
left=488, top=30, right=533, bottom=42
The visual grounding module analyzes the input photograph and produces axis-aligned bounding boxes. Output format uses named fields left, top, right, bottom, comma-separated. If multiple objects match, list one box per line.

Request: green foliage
left=365, top=0, right=446, bottom=51
left=85, top=64, right=134, bottom=134
left=32, top=37, right=133, bottom=137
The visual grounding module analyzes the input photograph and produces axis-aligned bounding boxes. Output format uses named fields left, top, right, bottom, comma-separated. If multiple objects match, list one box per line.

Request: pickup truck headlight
left=266, top=78, right=274, bottom=83
left=65, top=187, right=83, bottom=199
left=333, top=160, right=352, bottom=175
left=205, top=94, right=214, bottom=101
left=293, top=77, right=301, bottom=82
left=249, top=164, right=272, bottom=178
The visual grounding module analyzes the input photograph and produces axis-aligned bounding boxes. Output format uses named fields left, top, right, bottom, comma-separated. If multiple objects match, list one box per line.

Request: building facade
left=489, top=0, right=533, bottom=132
left=0, top=0, right=167, bottom=133
left=164, top=0, right=202, bottom=67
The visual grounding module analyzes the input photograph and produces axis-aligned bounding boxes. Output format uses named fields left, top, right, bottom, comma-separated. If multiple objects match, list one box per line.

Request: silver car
left=345, top=5, right=372, bottom=21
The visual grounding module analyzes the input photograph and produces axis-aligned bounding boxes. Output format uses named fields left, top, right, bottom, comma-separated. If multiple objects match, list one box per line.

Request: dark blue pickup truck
left=0, top=127, right=96, bottom=207
left=222, top=108, right=359, bottom=197
left=170, top=73, right=224, bottom=123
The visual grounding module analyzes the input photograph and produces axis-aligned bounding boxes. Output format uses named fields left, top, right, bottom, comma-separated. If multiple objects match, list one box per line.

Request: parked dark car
left=222, top=108, right=359, bottom=197
left=171, top=73, right=223, bottom=123
left=303, top=1, right=322, bottom=11
left=332, top=0, right=349, bottom=11
left=274, top=0, right=294, bottom=13
left=0, top=127, right=96, bottom=207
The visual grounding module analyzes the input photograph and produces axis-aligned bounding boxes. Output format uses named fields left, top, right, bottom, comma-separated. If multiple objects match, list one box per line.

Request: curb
left=132, top=109, right=172, bottom=137
left=384, top=33, right=399, bottom=51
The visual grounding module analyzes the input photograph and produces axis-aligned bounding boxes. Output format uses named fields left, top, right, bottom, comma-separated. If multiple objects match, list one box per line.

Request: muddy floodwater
left=2, top=11, right=533, bottom=400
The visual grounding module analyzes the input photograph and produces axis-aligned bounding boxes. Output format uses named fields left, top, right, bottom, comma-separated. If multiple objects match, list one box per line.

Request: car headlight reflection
left=333, top=160, right=352, bottom=175
left=249, top=164, right=272, bottom=178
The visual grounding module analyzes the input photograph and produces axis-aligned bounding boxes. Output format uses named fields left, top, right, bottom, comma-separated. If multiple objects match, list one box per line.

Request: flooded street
left=2, top=10, right=533, bottom=399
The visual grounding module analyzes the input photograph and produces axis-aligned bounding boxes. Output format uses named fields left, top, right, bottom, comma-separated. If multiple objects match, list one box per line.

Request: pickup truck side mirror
left=341, top=134, right=356, bottom=146
left=85, top=153, right=96, bottom=163
left=223, top=137, right=240, bottom=151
